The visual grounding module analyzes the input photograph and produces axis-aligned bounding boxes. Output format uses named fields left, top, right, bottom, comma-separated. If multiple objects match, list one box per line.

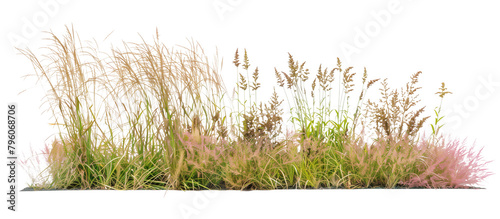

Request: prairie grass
left=21, top=27, right=491, bottom=190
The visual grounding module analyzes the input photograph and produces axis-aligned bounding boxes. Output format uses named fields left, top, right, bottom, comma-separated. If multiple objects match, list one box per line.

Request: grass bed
left=21, top=27, right=491, bottom=190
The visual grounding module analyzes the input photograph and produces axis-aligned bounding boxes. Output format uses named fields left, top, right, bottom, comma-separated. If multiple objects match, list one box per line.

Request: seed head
left=275, top=67, right=284, bottom=87
left=233, top=49, right=240, bottom=67
left=436, top=82, right=452, bottom=98
left=251, top=67, right=261, bottom=91
left=243, top=49, right=250, bottom=70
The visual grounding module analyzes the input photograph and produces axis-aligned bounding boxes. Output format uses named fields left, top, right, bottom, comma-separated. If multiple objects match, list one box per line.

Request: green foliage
left=431, top=82, right=452, bottom=136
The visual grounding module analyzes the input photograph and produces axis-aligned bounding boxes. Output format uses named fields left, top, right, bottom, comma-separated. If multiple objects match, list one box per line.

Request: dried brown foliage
left=241, top=89, right=284, bottom=145
left=366, top=72, right=430, bottom=140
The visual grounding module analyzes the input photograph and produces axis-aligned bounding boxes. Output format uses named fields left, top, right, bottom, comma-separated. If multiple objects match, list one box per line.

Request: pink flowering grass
left=402, top=137, right=492, bottom=188
left=340, top=134, right=492, bottom=189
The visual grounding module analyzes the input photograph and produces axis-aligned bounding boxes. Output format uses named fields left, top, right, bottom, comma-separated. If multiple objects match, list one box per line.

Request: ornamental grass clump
left=402, top=138, right=492, bottom=188
left=20, top=27, right=491, bottom=190
left=274, top=55, right=371, bottom=141
left=341, top=134, right=427, bottom=188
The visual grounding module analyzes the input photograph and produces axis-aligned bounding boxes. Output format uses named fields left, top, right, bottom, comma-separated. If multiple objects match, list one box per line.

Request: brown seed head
left=275, top=67, right=284, bottom=87
left=233, top=49, right=240, bottom=67
left=362, top=67, right=367, bottom=84
left=243, top=49, right=250, bottom=70
left=436, top=82, right=452, bottom=98
left=367, top=79, right=380, bottom=89
left=239, top=73, right=248, bottom=90
left=251, top=67, right=261, bottom=91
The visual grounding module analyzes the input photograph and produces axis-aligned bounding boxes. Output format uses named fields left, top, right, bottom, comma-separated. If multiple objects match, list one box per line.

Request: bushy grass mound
left=21, top=27, right=491, bottom=190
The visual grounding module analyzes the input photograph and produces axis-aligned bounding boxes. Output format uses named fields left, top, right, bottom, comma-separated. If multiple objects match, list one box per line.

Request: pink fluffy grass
left=402, top=137, right=492, bottom=188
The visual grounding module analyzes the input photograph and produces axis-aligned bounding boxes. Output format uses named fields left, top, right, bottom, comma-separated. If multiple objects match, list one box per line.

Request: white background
left=1, top=0, right=499, bottom=218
